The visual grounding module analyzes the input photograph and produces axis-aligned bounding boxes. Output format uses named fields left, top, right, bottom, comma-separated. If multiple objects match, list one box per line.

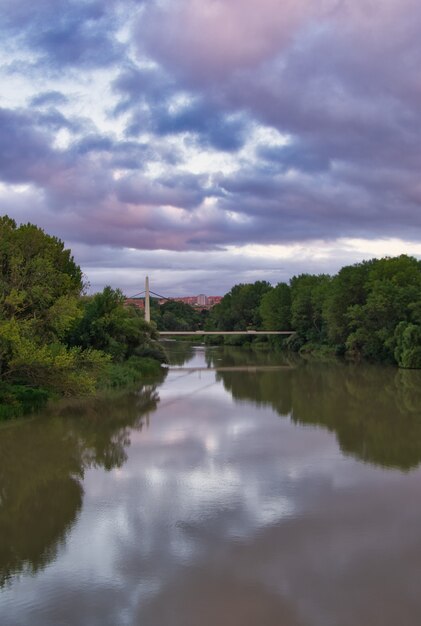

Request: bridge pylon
left=145, top=276, right=150, bottom=323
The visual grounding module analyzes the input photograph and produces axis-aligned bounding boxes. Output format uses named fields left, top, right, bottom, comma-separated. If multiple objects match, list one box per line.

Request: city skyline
left=2, top=1, right=421, bottom=295
left=125, top=293, right=222, bottom=308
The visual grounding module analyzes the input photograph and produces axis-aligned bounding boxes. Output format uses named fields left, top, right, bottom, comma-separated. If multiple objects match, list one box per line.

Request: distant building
left=124, top=294, right=223, bottom=310
left=173, top=296, right=198, bottom=306
left=207, top=296, right=222, bottom=307
left=173, top=295, right=222, bottom=308
left=124, top=298, right=144, bottom=309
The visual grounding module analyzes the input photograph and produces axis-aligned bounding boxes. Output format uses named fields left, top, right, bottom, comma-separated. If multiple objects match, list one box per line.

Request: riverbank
left=0, top=355, right=165, bottom=421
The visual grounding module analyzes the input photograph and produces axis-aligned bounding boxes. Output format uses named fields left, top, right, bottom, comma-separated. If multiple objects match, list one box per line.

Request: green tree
left=394, top=322, right=421, bottom=369
left=0, top=216, right=82, bottom=335
left=290, top=274, right=331, bottom=342
left=346, top=256, right=421, bottom=362
left=68, top=286, right=165, bottom=362
left=260, top=282, right=291, bottom=330
left=154, top=300, right=203, bottom=331
left=207, top=281, right=272, bottom=332
left=324, top=260, right=373, bottom=347
left=0, top=216, right=108, bottom=400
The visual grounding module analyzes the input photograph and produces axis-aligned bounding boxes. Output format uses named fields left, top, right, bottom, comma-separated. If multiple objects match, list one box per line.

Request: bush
left=99, top=357, right=163, bottom=390
left=0, top=384, right=50, bottom=420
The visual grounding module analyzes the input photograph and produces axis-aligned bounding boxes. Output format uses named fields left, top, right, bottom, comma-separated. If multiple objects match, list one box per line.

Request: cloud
left=136, top=0, right=336, bottom=82
left=1, top=0, right=126, bottom=70
left=2, top=0, right=421, bottom=292
left=0, top=107, right=62, bottom=184
left=112, top=66, right=249, bottom=151
left=115, top=172, right=209, bottom=209
left=31, top=90, right=69, bottom=107
left=132, top=0, right=421, bottom=239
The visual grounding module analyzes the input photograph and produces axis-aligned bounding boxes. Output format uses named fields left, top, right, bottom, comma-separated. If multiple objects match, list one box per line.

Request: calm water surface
left=2, top=344, right=421, bottom=626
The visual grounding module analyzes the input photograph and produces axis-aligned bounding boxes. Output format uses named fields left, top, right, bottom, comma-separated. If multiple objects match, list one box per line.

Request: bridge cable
left=127, top=290, right=145, bottom=299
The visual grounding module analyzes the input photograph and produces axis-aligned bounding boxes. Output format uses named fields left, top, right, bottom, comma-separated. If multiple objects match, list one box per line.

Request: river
left=1, top=343, right=421, bottom=626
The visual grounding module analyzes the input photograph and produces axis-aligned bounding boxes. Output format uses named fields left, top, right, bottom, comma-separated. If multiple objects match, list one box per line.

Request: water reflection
left=205, top=345, right=299, bottom=369
left=0, top=419, right=83, bottom=587
left=0, top=377, right=165, bottom=588
left=2, top=347, right=421, bottom=626
left=208, top=347, right=421, bottom=470
left=160, top=339, right=196, bottom=366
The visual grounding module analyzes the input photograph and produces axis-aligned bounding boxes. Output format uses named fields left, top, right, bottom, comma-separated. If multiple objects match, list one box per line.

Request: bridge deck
left=159, top=330, right=294, bottom=335
left=167, top=366, right=294, bottom=372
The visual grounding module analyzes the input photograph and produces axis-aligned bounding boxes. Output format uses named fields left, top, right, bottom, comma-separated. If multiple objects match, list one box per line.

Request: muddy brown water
left=1, top=344, right=421, bottom=626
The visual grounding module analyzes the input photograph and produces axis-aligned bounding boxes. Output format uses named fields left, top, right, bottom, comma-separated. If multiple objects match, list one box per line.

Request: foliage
left=67, top=286, right=166, bottom=363
left=153, top=299, right=205, bottom=331
left=394, top=322, right=421, bottom=369
left=0, top=318, right=109, bottom=395
left=205, top=254, right=421, bottom=368
left=323, top=260, right=373, bottom=346
left=260, top=282, right=291, bottom=330
left=207, top=281, right=272, bottom=332
left=344, top=256, right=421, bottom=362
left=99, top=356, right=163, bottom=390
left=290, top=274, right=331, bottom=342
left=0, top=216, right=82, bottom=337
left=0, top=217, right=108, bottom=413
left=0, top=384, right=50, bottom=420
left=0, top=217, right=165, bottom=418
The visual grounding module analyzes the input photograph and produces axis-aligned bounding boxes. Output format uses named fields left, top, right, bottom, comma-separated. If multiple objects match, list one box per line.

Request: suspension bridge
left=128, top=277, right=294, bottom=336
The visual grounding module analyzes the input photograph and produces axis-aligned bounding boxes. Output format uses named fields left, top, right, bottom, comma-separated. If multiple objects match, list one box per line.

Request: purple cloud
left=2, top=0, right=126, bottom=70
left=1, top=0, right=421, bottom=292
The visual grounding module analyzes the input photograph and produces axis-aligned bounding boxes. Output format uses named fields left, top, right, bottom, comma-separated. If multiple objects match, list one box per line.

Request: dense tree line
left=206, top=281, right=272, bottom=336
left=2, top=214, right=421, bottom=419
left=206, top=255, right=421, bottom=368
left=151, top=299, right=206, bottom=331
left=0, top=217, right=164, bottom=418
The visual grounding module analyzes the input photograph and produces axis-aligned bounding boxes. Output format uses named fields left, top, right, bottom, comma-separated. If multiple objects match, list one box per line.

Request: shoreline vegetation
left=0, top=216, right=166, bottom=420
left=2, top=215, right=421, bottom=419
left=204, top=254, right=421, bottom=371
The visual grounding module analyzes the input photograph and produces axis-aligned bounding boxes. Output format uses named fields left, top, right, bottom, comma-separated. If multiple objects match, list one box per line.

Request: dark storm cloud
left=1, top=0, right=126, bottom=70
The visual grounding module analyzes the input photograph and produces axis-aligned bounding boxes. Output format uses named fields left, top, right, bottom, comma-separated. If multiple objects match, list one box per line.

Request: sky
left=1, top=0, right=421, bottom=296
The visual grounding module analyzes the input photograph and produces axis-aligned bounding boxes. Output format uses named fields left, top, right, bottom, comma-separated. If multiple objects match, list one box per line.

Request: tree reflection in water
left=208, top=347, right=421, bottom=471
left=0, top=371, right=166, bottom=587
left=2, top=345, right=421, bottom=596
left=160, top=340, right=196, bottom=366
